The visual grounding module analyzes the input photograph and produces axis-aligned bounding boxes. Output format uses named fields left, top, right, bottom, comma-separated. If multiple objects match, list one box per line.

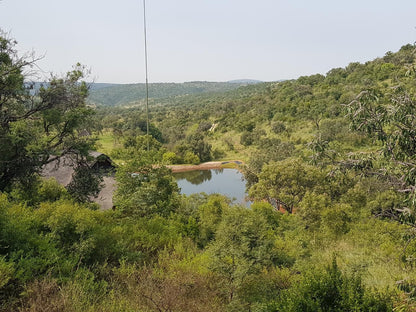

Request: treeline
left=1, top=29, right=416, bottom=311
left=88, top=81, right=255, bottom=107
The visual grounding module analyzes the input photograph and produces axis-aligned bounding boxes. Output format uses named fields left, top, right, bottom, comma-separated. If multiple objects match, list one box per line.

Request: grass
left=96, top=130, right=122, bottom=156
left=220, top=162, right=240, bottom=169
left=293, top=216, right=415, bottom=291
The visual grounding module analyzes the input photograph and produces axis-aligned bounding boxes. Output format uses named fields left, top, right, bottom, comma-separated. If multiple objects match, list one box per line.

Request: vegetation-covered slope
left=88, top=80, right=260, bottom=106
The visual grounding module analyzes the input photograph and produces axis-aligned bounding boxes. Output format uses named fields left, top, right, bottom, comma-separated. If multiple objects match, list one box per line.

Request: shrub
left=275, top=257, right=394, bottom=311
left=184, top=151, right=200, bottom=165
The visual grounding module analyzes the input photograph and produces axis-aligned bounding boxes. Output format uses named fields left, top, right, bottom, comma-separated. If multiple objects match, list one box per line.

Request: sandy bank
left=167, top=160, right=244, bottom=173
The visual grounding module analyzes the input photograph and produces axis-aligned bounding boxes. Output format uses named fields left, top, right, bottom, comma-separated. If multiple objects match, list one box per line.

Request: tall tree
left=114, top=156, right=180, bottom=217
left=0, top=32, right=96, bottom=192
left=345, top=80, right=416, bottom=221
left=186, top=132, right=212, bottom=163
left=249, top=158, right=324, bottom=213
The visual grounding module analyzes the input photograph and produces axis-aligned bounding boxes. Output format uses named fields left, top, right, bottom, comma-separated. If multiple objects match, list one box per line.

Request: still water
left=173, top=168, right=250, bottom=206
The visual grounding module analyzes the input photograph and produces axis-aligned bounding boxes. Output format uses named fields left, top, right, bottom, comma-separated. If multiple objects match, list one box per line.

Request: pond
left=173, top=168, right=251, bottom=206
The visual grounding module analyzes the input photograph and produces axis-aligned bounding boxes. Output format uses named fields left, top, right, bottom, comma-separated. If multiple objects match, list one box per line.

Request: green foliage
left=321, top=203, right=353, bottom=237
left=110, top=135, right=166, bottom=162
left=88, top=81, right=251, bottom=106
left=66, top=162, right=103, bottom=203
left=6, top=177, right=69, bottom=207
left=251, top=201, right=282, bottom=229
left=114, top=159, right=180, bottom=218
left=240, top=131, right=254, bottom=146
left=35, top=201, right=114, bottom=265
left=197, top=194, right=229, bottom=247
left=0, top=256, right=14, bottom=289
left=344, top=65, right=416, bottom=221
left=275, top=257, right=394, bottom=311
left=183, top=151, right=200, bottom=164
left=0, top=198, right=61, bottom=303
left=0, top=33, right=97, bottom=193
left=162, top=151, right=178, bottom=164
left=37, top=178, right=69, bottom=202
left=298, top=191, right=331, bottom=231
left=367, top=190, right=405, bottom=220
left=116, top=118, right=164, bottom=143
left=271, top=121, right=286, bottom=134
left=186, top=132, right=212, bottom=162
left=207, top=204, right=294, bottom=307
left=249, top=158, right=325, bottom=212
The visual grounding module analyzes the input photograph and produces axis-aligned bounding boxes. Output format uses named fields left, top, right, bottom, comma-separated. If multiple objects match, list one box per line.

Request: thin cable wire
left=143, top=0, right=150, bottom=151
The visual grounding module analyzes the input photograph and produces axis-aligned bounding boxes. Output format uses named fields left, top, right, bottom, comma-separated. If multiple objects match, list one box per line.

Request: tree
left=207, top=205, right=293, bottom=309
left=114, top=157, right=180, bottom=218
left=249, top=158, right=324, bottom=213
left=0, top=32, right=97, bottom=193
left=186, top=132, right=212, bottom=163
left=240, top=131, right=254, bottom=146
left=345, top=80, right=416, bottom=219
left=66, top=162, right=103, bottom=203
left=196, top=194, right=229, bottom=247
left=298, top=191, right=331, bottom=231
left=276, top=257, right=393, bottom=311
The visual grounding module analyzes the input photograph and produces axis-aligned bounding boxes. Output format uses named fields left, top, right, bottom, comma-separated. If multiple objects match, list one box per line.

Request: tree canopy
left=0, top=32, right=97, bottom=194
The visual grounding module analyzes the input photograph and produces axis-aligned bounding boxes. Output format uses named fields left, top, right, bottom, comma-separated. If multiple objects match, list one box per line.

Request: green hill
left=88, top=81, right=261, bottom=106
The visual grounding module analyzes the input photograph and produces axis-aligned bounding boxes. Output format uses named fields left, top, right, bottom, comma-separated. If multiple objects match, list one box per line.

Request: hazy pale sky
left=1, top=0, right=415, bottom=83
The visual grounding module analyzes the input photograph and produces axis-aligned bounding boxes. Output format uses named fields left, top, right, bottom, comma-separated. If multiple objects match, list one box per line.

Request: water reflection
left=174, top=169, right=213, bottom=185
left=173, top=168, right=250, bottom=206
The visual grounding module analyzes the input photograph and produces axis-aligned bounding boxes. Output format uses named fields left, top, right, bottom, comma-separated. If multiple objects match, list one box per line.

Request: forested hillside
left=2, top=29, right=416, bottom=311
left=88, top=80, right=259, bottom=107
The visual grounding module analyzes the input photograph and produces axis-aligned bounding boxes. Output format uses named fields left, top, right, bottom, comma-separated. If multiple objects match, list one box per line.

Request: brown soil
left=167, top=160, right=244, bottom=173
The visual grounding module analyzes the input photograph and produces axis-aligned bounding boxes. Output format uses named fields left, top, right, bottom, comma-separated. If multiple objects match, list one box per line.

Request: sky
left=1, top=0, right=416, bottom=83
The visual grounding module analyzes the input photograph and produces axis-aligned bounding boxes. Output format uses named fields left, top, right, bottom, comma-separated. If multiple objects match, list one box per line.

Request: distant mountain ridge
left=25, top=82, right=120, bottom=93
left=227, top=79, right=263, bottom=84
left=89, top=83, right=120, bottom=90
left=87, top=81, right=263, bottom=107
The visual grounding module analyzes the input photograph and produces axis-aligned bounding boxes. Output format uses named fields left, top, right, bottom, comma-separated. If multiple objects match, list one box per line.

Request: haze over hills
left=87, top=80, right=264, bottom=107
left=226, top=79, right=263, bottom=84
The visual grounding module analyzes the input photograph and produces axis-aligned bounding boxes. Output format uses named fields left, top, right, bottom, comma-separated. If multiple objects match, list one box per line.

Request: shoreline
left=167, top=160, right=244, bottom=173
